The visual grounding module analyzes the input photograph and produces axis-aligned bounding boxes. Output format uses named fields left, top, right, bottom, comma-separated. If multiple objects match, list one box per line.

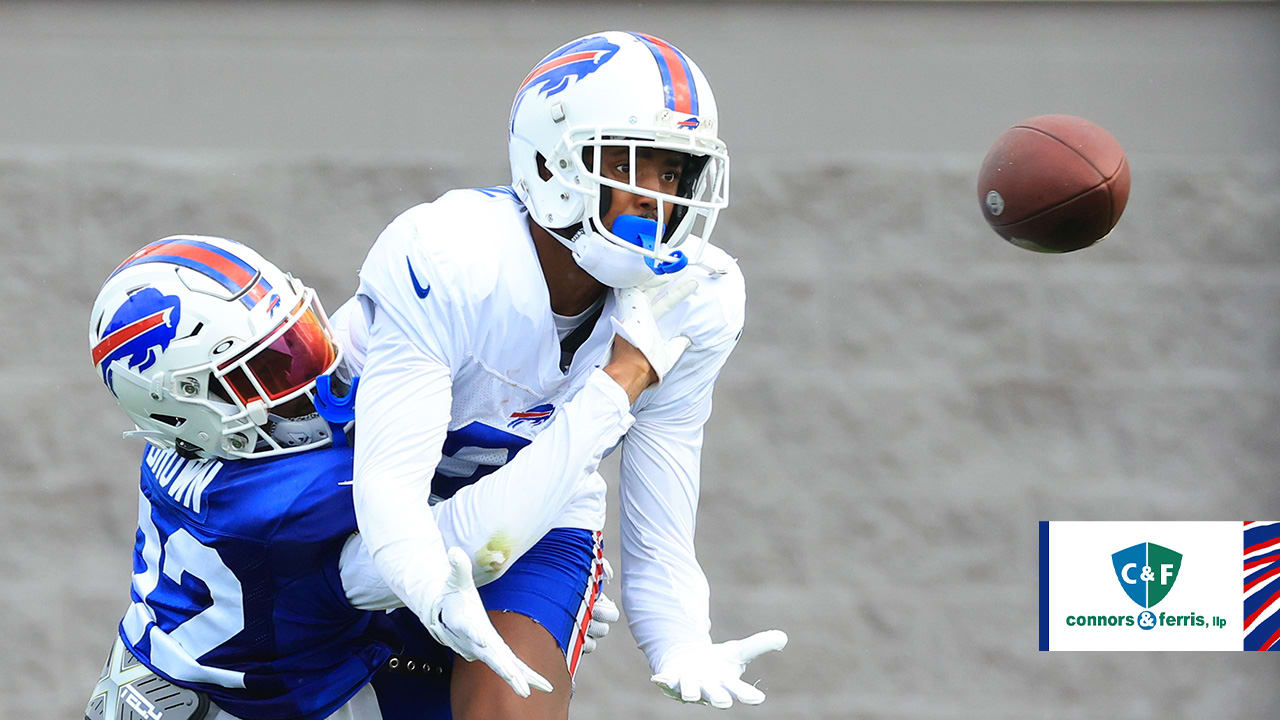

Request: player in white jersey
left=85, top=235, right=670, bottom=720
left=344, top=30, right=787, bottom=718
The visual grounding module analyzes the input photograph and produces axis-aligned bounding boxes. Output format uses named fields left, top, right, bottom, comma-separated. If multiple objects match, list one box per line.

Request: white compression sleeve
left=350, top=305, right=454, bottom=622
left=432, top=368, right=631, bottom=583
left=618, top=337, right=737, bottom=672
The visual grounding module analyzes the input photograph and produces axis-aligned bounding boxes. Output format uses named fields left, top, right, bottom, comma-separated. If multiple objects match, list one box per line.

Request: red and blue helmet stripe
left=628, top=32, right=700, bottom=117
left=110, top=238, right=273, bottom=309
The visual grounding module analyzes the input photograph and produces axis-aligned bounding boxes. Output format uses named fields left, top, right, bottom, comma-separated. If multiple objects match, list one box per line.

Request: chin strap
left=122, top=428, right=171, bottom=443
left=557, top=215, right=690, bottom=289
left=691, top=251, right=733, bottom=276
left=569, top=226, right=656, bottom=288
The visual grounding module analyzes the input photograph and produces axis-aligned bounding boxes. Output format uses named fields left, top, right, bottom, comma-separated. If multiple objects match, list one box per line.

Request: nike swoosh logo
left=406, top=257, right=430, bottom=299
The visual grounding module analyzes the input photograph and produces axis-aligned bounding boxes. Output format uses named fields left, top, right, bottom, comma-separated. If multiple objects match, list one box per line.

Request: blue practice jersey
left=119, top=444, right=397, bottom=720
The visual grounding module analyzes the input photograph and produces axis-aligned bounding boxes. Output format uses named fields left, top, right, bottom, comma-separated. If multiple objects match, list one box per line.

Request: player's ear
left=536, top=153, right=553, bottom=181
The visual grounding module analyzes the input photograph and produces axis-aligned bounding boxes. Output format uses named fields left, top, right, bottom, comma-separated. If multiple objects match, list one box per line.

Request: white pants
left=207, top=683, right=384, bottom=720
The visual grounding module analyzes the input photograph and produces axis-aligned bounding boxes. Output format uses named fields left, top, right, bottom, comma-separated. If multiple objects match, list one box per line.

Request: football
left=977, top=114, right=1130, bottom=253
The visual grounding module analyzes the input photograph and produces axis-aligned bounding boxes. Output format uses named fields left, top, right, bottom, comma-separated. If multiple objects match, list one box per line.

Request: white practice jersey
left=340, top=186, right=744, bottom=671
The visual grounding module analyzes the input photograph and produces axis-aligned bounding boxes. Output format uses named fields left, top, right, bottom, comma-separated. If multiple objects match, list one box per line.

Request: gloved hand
left=582, top=593, right=619, bottom=654
left=426, top=547, right=553, bottom=697
left=610, top=277, right=698, bottom=382
left=650, top=630, right=789, bottom=709
left=582, top=558, right=619, bottom=655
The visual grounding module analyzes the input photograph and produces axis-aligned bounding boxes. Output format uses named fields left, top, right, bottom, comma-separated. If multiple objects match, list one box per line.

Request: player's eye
left=661, top=171, right=680, bottom=184
left=614, top=163, right=630, bottom=176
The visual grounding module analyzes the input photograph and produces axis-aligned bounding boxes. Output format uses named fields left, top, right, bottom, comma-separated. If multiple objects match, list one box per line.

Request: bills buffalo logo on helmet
left=92, top=287, right=182, bottom=394
left=510, top=35, right=620, bottom=128
left=508, top=404, right=555, bottom=429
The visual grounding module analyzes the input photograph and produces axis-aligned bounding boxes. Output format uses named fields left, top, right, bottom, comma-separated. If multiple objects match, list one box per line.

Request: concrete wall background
left=1, top=2, right=1277, bottom=718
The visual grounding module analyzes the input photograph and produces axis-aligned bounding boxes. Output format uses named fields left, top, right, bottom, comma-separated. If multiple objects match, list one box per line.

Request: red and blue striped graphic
left=111, top=238, right=273, bottom=309
left=628, top=33, right=700, bottom=117
left=567, top=530, right=605, bottom=678
left=1244, top=521, right=1280, bottom=650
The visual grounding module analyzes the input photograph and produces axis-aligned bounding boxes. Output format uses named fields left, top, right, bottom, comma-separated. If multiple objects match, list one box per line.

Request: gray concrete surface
left=1, top=2, right=1278, bottom=718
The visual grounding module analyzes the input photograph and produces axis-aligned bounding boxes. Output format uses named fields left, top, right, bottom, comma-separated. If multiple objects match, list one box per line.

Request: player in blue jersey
left=85, top=235, right=675, bottom=720
left=343, top=31, right=787, bottom=720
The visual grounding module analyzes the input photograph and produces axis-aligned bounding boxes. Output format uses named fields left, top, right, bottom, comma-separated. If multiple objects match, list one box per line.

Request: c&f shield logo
left=1112, top=542, right=1183, bottom=608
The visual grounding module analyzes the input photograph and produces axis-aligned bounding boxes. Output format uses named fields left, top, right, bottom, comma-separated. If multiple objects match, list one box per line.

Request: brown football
left=977, top=114, right=1130, bottom=253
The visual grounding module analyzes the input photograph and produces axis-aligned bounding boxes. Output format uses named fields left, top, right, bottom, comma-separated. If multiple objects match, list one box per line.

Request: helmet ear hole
left=536, top=152, right=553, bottom=182
left=149, top=413, right=186, bottom=428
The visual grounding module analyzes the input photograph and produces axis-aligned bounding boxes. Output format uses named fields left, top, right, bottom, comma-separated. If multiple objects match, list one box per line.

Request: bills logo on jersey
left=508, top=403, right=555, bottom=428
left=92, top=287, right=182, bottom=393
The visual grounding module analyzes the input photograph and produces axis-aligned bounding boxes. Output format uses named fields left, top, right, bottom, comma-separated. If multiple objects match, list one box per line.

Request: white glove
left=583, top=558, right=618, bottom=655
left=610, top=277, right=698, bottom=382
left=426, top=547, right=553, bottom=697
left=582, top=593, right=619, bottom=654
left=651, top=630, right=789, bottom=709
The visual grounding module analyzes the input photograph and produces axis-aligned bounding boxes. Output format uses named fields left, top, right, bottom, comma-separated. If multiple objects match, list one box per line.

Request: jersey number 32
left=120, top=493, right=247, bottom=688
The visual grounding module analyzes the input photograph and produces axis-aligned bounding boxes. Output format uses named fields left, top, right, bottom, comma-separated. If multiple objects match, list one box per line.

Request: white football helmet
left=509, top=30, right=729, bottom=287
left=89, top=235, right=343, bottom=459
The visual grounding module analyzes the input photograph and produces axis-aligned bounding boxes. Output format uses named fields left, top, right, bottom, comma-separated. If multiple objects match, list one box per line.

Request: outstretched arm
left=619, top=337, right=787, bottom=709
